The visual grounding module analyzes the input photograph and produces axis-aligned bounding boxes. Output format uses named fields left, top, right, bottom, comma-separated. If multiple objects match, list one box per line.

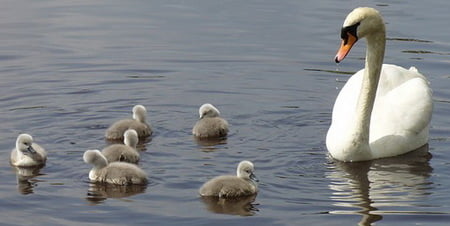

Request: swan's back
left=199, top=175, right=257, bottom=198
left=372, top=65, right=432, bottom=133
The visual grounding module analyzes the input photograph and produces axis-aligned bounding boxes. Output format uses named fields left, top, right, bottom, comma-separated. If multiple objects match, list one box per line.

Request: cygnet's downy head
left=237, top=160, right=258, bottom=183
left=132, top=105, right=147, bottom=123
left=16, top=134, right=36, bottom=155
left=123, top=129, right=139, bottom=148
left=83, top=149, right=108, bottom=168
left=199, top=103, right=221, bottom=119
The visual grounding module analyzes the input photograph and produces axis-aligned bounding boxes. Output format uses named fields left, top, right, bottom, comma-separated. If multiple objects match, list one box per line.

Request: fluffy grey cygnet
left=83, top=149, right=148, bottom=185
left=192, top=103, right=229, bottom=138
left=102, top=129, right=140, bottom=164
left=199, top=160, right=258, bottom=198
left=105, top=105, right=152, bottom=140
left=10, top=134, right=47, bottom=167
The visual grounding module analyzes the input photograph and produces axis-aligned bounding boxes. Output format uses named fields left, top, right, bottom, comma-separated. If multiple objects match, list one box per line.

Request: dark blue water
left=0, top=0, right=449, bottom=225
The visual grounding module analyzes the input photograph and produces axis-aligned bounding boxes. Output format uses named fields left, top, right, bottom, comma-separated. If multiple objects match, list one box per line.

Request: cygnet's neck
left=93, top=154, right=108, bottom=169
left=133, top=111, right=146, bottom=123
left=124, top=136, right=138, bottom=148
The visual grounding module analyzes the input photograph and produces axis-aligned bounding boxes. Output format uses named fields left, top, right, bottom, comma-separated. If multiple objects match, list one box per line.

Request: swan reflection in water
left=12, top=166, right=45, bottom=195
left=326, top=145, right=433, bottom=225
left=200, top=194, right=258, bottom=216
left=86, top=182, right=147, bottom=204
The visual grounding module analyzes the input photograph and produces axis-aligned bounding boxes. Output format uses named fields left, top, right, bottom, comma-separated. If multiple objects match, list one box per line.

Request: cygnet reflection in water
left=86, top=182, right=147, bottom=204
left=200, top=194, right=258, bottom=216
left=12, top=166, right=45, bottom=195
left=194, top=136, right=227, bottom=150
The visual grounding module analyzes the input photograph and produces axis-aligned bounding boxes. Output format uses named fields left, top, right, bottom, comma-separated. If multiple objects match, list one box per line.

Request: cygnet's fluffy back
left=84, top=150, right=148, bottom=185
left=105, top=105, right=152, bottom=140
left=102, top=129, right=140, bottom=164
left=199, top=160, right=258, bottom=198
left=193, top=103, right=229, bottom=138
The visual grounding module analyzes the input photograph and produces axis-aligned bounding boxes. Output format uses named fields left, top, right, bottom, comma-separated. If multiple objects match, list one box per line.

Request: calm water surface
left=0, top=0, right=449, bottom=225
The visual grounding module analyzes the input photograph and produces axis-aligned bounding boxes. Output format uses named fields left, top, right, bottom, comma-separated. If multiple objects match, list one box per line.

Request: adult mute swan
left=10, top=134, right=47, bottom=167
left=326, top=7, right=433, bottom=162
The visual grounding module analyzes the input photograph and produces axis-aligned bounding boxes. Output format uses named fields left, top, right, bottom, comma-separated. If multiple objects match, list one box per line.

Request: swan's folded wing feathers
left=375, top=65, right=432, bottom=135
left=389, top=77, right=432, bottom=134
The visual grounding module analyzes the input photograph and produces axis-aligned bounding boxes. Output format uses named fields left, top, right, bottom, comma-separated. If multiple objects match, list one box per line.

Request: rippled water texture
left=0, top=0, right=449, bottom=225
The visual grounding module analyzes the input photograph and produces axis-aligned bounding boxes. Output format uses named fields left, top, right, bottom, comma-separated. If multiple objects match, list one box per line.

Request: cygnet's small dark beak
left=26, top=146, right=37, bottom=154
left=250, top=173, right=259, bottom=183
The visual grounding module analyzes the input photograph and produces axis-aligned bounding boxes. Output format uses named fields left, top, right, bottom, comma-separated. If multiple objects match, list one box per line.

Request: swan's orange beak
left=335, top=32, right=357, bottom=63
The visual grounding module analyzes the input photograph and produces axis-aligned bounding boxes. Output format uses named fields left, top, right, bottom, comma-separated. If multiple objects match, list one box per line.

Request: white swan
left=83, top=150, right=148, bottom=185
left=192, top=103, right=229, bottom=138
left=199, top=160, right=258, bottom=198
left=326, top=7, right=433, bottom=162
left=10, top=134, right=47, bottom=167
left=102, top=129, right=140, bottom=164
left=105, top=105, right=152, bottom=140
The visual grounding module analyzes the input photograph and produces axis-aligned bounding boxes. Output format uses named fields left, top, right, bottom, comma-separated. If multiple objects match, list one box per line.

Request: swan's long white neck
left=352, top=27, right=385, bottom=150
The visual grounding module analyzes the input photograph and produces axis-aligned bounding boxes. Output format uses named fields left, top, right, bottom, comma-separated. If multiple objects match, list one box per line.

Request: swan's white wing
left=371, top=64, right=432, bottom=140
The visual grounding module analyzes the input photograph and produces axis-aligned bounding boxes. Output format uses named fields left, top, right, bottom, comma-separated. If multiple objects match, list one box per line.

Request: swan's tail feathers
left=409, top=66, right=419, bottom=73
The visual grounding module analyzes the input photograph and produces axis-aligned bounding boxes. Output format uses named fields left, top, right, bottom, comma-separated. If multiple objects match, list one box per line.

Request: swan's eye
left=341, top=22, right=360, bottom=44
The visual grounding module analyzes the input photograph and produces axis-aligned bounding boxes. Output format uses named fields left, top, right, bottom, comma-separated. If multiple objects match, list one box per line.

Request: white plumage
left=327, top=7, right=433, bottom=161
